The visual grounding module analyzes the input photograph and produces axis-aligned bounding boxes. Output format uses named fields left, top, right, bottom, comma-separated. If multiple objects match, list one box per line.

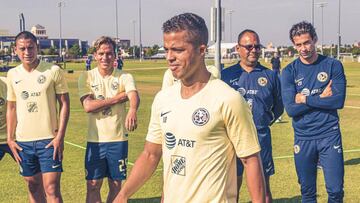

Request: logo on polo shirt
left=300, top=88, right=310, bottom=96
left=258, top=77, right=267, bottom=86
left=192, top=108, right=210, bottom=126
left=165, top=132, right=176, bottom=150
left=238, top=88, right=246, bottom=96
left=21, top=91, right=29, bottom=100
left=37, top=75, right=46, bottom=84
left=27, top=102, right=38, bottom=112
left=317, top=72, right=328, bottom=82
left=171, top=155, right=186, bottom=176
left=111, top=81, right=119, bottom=90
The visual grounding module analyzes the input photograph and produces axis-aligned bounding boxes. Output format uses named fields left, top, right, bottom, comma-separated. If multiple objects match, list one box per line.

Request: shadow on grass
left=129, top=197, right=161, bottom=203
left=344, top=158, right=360, bottom=166
left=273, top=195, right=302, bottom=202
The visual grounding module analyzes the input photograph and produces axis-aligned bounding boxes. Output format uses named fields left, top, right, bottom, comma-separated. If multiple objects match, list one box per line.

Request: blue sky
left=1, top=0, right=359, bottom=46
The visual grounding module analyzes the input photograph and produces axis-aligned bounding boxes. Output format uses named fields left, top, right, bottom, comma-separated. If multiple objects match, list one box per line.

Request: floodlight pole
left=132, top=20, right=136, bottom=59
left=227, top=10, right=234, bottom=42
left=337, top=0, right=341, bottom=60
left=139, top=0, right=143, bottom=62
left=115, top=0, right=119, bottom=55
left=311, top=0, right=315, bottom=25
left=316, top=2, right=327, bottom=55
left=215, top=0, right=222, bottom=71
left=58, top=1, right=64, bottom=61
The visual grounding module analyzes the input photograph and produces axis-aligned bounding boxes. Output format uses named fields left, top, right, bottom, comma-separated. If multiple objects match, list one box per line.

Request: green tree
left=68, top=44, right=81, bottom=58
left=87, top=46, right=96, bottom=55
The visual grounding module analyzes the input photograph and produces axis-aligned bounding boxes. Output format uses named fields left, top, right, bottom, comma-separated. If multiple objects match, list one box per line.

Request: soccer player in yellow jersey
left=0, top=77, right=14, bottom=161
left=78, top=36, right=140, bottom=203
left=7, top=31, right=70, bottom=203
left=116, top=13, right=265, bottom=203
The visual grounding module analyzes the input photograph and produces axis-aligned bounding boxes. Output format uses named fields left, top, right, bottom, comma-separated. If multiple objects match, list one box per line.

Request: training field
left=0, top=59, right=359, bottom=202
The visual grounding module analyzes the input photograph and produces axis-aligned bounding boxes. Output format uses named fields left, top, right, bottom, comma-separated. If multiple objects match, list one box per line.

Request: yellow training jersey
left=0, top=77, right=7, bottom=144
left=7, top=61, right=68, bottom=142
left=78, top=68, right=137, bottom=143
left=147, top=76, right=260, bottom=203
left=161, top=65, right=220, bottom=89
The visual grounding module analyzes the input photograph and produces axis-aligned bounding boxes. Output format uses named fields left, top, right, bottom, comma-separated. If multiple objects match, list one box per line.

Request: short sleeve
left=78, top=71, right=92, bottom=99
left=145, top=93, right=163, bottom=144
left=6, top=71, right=16, bottom=101
left=223, top=93, right=260, bottom=158
left=53, top=66, right=69, bottom=94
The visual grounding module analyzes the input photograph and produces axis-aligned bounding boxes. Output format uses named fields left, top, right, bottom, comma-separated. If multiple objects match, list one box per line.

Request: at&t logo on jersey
left=171, top=155, right=186, bottom=176
left=192, top=108, right=210, bottom=126
left=165, top=132, right=176, bottom=150
left=165, top=132, right=196, bottom=150
left=237, top=88, right=246, bottom=96
left=21, top=91, right=29, bottom=100
left=300, top=88, right=310, bottom=96
left=37, top=75, right=46, bottom=84
left=258, top=77, right=268, bottom=86
left=317, top=72, right=328, bottom=82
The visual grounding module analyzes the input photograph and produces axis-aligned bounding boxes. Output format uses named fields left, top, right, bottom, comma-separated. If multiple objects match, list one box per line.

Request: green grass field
left=0, top=59, right=359, bottom=202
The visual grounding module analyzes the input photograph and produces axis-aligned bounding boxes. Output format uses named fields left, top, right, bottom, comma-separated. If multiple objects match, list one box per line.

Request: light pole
left=337, top=0, right=341, bottom=59
left=227, top=10, right=234, bottom=42
left=115, top=0, right=119, bottom=55
left=139, top=0, right=143, bottom=62
left=58, top=1, right=65, bottom=61
left=316, top=2, right=327, bottom=54
left=132, top=20, right=136, bottom=59
left=311, top=0, right=315, bottom=25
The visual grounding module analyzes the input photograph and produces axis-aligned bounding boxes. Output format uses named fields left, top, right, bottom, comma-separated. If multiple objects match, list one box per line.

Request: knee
left=24, top=177, right=43, bottom=194
left=328, top=190, right=344, bottom=203
left=44, top=183, right=60, bottom=197
left=87, top=180, right=102, bottom=192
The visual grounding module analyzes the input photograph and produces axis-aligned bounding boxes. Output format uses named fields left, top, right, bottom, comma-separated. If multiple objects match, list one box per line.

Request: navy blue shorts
left=17, top=139, right=63, bottom=177
left=237, top=127, right=274, bottom=177
left=0, top=144, right=14, bottom=160
left=85, top=141, right=128, bottom=181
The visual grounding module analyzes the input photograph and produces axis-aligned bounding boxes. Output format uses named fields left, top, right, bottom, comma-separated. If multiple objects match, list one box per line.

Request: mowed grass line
left=0, top=60, right=359, bottom=202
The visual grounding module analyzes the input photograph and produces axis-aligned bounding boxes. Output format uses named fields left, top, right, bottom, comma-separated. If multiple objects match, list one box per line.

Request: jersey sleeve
left=78, top=71, right=92, bottom=99
left=223, top=92, right=260, bottom=158
left=6, top=70, right=16, bottom=101
left=306, top=60, right=346, bottom=110
left=146, top=93, right=163, bottom=144
left=281, top=65, right=312, bottom=118
left=122, top=73, right=137, bottom=94
left=161, top=69, right=175, bottom=89
left=53, top=66, right=69, bottom=94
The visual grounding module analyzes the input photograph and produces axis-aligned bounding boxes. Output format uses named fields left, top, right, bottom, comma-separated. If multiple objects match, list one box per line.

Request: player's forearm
left=56, top=93, right=70, bottom=139
left=119, top=142, right=162, bottom=199
left=127, top=91, right=140, bottom=111
left=6, top=102, right=17, bottom=141
left=82, top=92, right=128, bottom=113
left=242, top=153, right=266, bottom=203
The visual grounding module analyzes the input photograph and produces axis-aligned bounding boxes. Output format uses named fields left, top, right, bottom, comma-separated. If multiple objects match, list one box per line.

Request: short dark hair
left=289, top=21, right=318, bottom=43
left=15, top=31, right=37, bottom=45
left=94, top=36, right=116, bottom=53
left=162, top=12, right=208, bottom=47
left=237, top=29, right=259, bottom=43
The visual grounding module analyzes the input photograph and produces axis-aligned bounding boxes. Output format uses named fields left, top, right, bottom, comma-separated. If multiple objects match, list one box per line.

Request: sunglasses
left=238, top=44, right=262, bottom=51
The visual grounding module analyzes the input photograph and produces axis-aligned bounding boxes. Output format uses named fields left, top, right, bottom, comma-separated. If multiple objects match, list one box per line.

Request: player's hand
left=125, top=108, right=137, bottom=132
left=7, top=139, right=23, bottom=164
left=320, top=80, right=333, bottom=98
left=295, top=93, right=306, bottom=104
left=46, top=136, right=64, bottom=161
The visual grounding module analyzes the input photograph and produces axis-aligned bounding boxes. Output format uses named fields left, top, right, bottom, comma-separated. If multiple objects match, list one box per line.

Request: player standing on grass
left=115, top=12, right=265, bottom=203
left=281, top=21, right=346, bottom=202
left=78, top=36, right=140, bottom=203
left=221, top=29, right=283, bottom=203
left=0, top=77, right=14, bottom=161
left=7, top=31, right=70, bottom=203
